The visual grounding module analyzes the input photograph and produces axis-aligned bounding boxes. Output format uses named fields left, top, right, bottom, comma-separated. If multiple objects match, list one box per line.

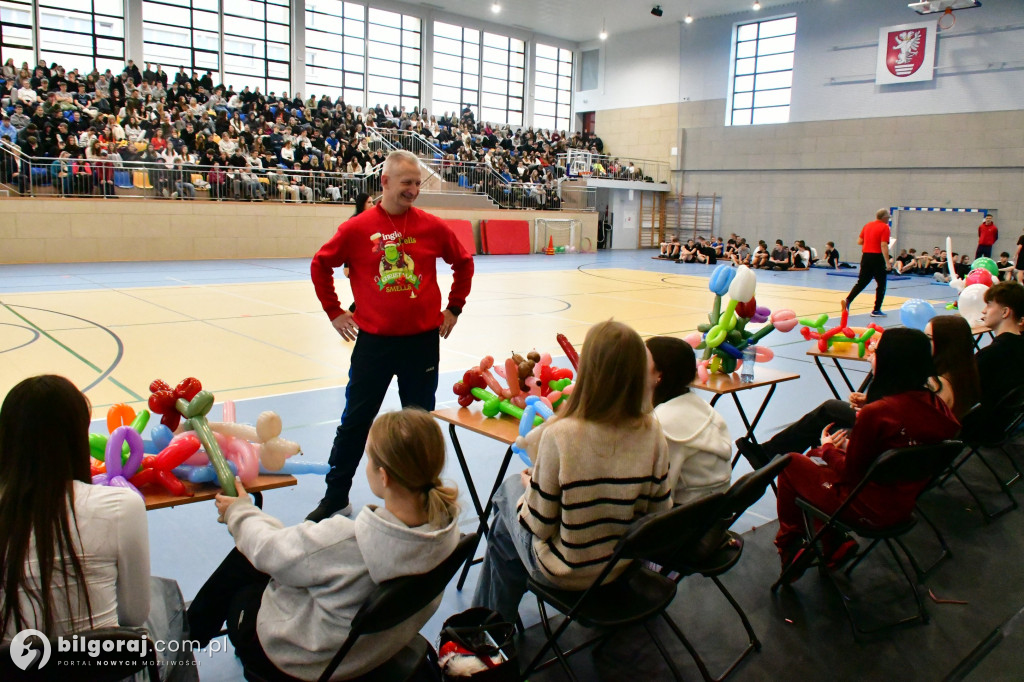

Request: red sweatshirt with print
left=310, top=204, right=474, bottom=336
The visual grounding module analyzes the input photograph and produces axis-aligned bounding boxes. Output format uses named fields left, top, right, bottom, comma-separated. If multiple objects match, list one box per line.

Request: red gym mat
left=443, top=219, right=478, bottom=255
left=481, top=220, right=531, bottom=255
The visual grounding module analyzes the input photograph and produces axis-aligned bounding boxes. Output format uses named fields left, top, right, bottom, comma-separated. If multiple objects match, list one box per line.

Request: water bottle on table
left=741, top=346, right=756, bottom=383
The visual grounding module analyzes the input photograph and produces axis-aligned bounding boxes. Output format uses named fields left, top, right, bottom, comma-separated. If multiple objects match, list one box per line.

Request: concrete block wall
left=679, top=104, right=1024, bottom=259
left=0, top=199, right=598, bottom=263
left=594, top=103, right=680, bottom=168
left=598, top=99, right=1024, bottom=260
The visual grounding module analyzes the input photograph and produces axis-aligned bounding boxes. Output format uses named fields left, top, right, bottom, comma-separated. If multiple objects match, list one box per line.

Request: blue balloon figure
left=899, top=299, right=936, bottom=331
left=512, top=396, right=554, bottom=466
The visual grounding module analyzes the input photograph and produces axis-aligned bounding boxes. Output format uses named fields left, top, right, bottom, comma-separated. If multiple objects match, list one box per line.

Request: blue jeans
left=472, top=476, right=553, bottom=622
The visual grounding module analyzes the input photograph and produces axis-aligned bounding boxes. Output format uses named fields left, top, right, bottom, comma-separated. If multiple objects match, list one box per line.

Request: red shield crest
left=886, top=28, right=927, bottom=77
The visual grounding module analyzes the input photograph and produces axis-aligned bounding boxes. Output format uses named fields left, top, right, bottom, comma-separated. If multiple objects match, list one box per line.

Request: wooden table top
left=144, top=474, right=297, bottom=511
left=432, top=407, right=520, bottom=445
left=805, top=342, right=874, bottom=362
left=690, top=368, right=800, bottom=395
left=970, top=323, right=992, bottom=336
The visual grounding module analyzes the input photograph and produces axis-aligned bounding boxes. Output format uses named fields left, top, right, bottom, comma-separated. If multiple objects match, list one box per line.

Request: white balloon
left=958, top=283, right=989, bottom=325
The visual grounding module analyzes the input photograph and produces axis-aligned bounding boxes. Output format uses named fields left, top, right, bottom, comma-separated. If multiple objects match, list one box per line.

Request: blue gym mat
left=826, top=271, right=911, bottom=281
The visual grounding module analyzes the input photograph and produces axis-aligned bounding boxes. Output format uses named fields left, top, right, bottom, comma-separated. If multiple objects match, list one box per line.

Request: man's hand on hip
left=331, top=311, right=359, bottom=341
left=440, top=309, right=458, bottom=339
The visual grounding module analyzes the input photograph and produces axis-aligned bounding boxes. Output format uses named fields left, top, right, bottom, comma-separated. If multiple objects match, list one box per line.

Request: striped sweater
left=516, top=416, right=671, bottom=590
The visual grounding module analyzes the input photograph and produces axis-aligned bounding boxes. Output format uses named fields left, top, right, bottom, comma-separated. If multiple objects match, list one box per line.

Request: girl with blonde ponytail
left=188, top=408, right=461, bottom=681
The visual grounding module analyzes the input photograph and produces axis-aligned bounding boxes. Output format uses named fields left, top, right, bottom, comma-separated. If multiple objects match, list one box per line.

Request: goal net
left=535, top=218, right=581, bottom=253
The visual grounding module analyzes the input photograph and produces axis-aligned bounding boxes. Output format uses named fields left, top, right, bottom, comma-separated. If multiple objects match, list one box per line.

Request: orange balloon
left=107, top=403, right=137, bottom=433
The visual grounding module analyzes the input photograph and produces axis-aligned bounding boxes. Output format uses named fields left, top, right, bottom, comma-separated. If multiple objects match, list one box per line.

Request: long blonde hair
left=561, top=319, right=651, bottom=426
left=366, top=408, right=458, bottom=528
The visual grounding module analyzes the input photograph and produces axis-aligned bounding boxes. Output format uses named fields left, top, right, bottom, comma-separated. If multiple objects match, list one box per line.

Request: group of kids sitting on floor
left=3, top=282, right=1023, bottom=680
left=892, top=246, right=1021, bottom=283
left=659, top=233, right=845, bottom=270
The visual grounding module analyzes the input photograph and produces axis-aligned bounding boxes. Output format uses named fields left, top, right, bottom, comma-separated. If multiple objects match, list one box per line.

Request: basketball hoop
left=937, top=6, right=956, bottom=30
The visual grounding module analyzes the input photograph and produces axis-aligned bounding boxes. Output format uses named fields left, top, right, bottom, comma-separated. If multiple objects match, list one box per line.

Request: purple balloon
left=108, top=475, right=142, bottom=498
left=92, top=473, right=109, bottom=486
left=105, top=426, right=145, bottom=478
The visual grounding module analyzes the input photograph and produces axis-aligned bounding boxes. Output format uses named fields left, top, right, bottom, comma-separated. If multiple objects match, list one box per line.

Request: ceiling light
left=651, top=5, right=664, bottom=17
left=599, top=17, right=607, bottom=40
left=752, top=1, right=761, bottom=9
left=491, top=2, right=500, bottom=13
left=684, top=13, right=694, bottom=23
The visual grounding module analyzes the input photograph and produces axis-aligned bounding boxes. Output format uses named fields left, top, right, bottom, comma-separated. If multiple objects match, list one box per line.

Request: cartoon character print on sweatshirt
left=371, top=230, right=422, bottom=298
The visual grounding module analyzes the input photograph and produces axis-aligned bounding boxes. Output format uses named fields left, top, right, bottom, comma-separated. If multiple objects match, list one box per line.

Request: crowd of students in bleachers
left=0, top=57, right=601, bottom=206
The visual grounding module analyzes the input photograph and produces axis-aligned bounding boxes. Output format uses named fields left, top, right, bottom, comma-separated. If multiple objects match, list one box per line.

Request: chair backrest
left=717, top=454, right=792, bottom=526
left=962, top=385, right=1024, bottom=445
left=318, top=532, right=478, bottom=682
left=0, top=627, right=159, bottom=682
left=618, top=493, right=727, bottom=564
left=859, top=440, right=965, bottom=488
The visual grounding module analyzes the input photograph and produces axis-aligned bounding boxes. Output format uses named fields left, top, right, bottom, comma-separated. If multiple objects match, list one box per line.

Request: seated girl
left=646, top=336, right=732, bottom=504
left=738, top=315, right=978, bottom=470
left=187, top=408, right=460, bottom=681
left=473, top=320, right=672, bottom=622
left=0, top=375, right=196, bottom=680
left=772, top=329, right=960, bottom=580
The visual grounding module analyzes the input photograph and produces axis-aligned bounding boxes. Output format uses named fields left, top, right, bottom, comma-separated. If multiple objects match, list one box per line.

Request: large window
left=143, top=0, right=220, bottom=85
left=223, top=0, right=289, bottom=96
left=304, top=0, right=363, bottom=104
left=727, top=15, right=796, bottom=126
left=366, top=8, right=419, bottom=112
left=431, top=20, right=478, bottom=122
left=38, top=0, right=123, bottom=75
left=534, top=43, right=572, bottom=132
left=0, top=0, right=34, bottom=68
left=479, top=31, right=523, bottom=126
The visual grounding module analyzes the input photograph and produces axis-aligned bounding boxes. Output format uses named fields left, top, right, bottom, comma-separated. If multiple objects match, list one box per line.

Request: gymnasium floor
left=8, top=250, right=1018, bottom=681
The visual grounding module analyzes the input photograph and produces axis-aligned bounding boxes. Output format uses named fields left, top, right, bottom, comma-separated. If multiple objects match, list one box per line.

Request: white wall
left=589, top=0, right=1024, bottom=123
left=609, top=190, right=641, bottom=249
left=575, top=23, right=683, bottom=113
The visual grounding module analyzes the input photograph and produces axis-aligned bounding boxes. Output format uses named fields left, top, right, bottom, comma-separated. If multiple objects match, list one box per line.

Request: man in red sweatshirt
left=843, top=208, right=892, bottom=317
left=976, top=213, right=998, bottom=260
left=308, top=149, right=474, bottom=521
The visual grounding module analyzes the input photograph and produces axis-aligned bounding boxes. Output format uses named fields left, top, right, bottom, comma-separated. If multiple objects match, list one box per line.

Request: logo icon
left=10, top=629, right=51, bottom=671
left=887, top=29, right=926, bottom=77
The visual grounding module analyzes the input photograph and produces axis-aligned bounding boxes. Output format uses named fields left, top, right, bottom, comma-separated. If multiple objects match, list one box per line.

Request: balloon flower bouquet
left=684, top=265, right=798, bottom=382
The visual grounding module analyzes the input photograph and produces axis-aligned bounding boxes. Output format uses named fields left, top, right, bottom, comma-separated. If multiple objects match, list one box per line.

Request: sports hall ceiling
left=407, top=0, right=814, bottom=43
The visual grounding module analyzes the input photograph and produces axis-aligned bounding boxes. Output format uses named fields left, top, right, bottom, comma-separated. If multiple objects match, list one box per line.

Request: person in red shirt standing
left=843, top=208, right=892, bottom=318
left=976, top=213, right=998, bottom=260
left=308, top=150, right=475, bottom=521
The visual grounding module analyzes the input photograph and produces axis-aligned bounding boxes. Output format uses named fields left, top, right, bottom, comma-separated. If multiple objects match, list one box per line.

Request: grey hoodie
left=654, top=392, right=733, bottom=504
left=224, top=501, right=459, bottom=681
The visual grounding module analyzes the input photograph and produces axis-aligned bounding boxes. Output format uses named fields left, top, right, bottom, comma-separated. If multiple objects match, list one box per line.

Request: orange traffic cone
left=545, top=236, right=555, bottom=256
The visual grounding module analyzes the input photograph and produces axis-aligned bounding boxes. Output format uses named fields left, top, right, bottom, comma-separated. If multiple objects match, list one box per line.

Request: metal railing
left=0, top=142, right=594, bottom=210
left=0, top=142, right=379, bottom=203
left=413, top=157, right=594, bottom=211
left=376, top=129, right=444, bottom=159
left=557, top=152, right=671, bottom=184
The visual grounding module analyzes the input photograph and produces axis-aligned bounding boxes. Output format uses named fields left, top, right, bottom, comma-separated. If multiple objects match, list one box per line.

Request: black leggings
left=762, top=399, right=857, bottom=458
left=846, top=252, right=888, bottom=311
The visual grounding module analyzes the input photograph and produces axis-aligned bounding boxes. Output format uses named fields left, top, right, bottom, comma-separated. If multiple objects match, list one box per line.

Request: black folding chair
left=771, top=441, right=964, bottom=638
left=0, top=627, right=159, bottom=681
left=655, top=454, right=791, bottom=682
left=941, top=387, right=1024, bottom=520
left=520, top=495, right=727, bottom=682
left=243, top=533, right=478, bottom=682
